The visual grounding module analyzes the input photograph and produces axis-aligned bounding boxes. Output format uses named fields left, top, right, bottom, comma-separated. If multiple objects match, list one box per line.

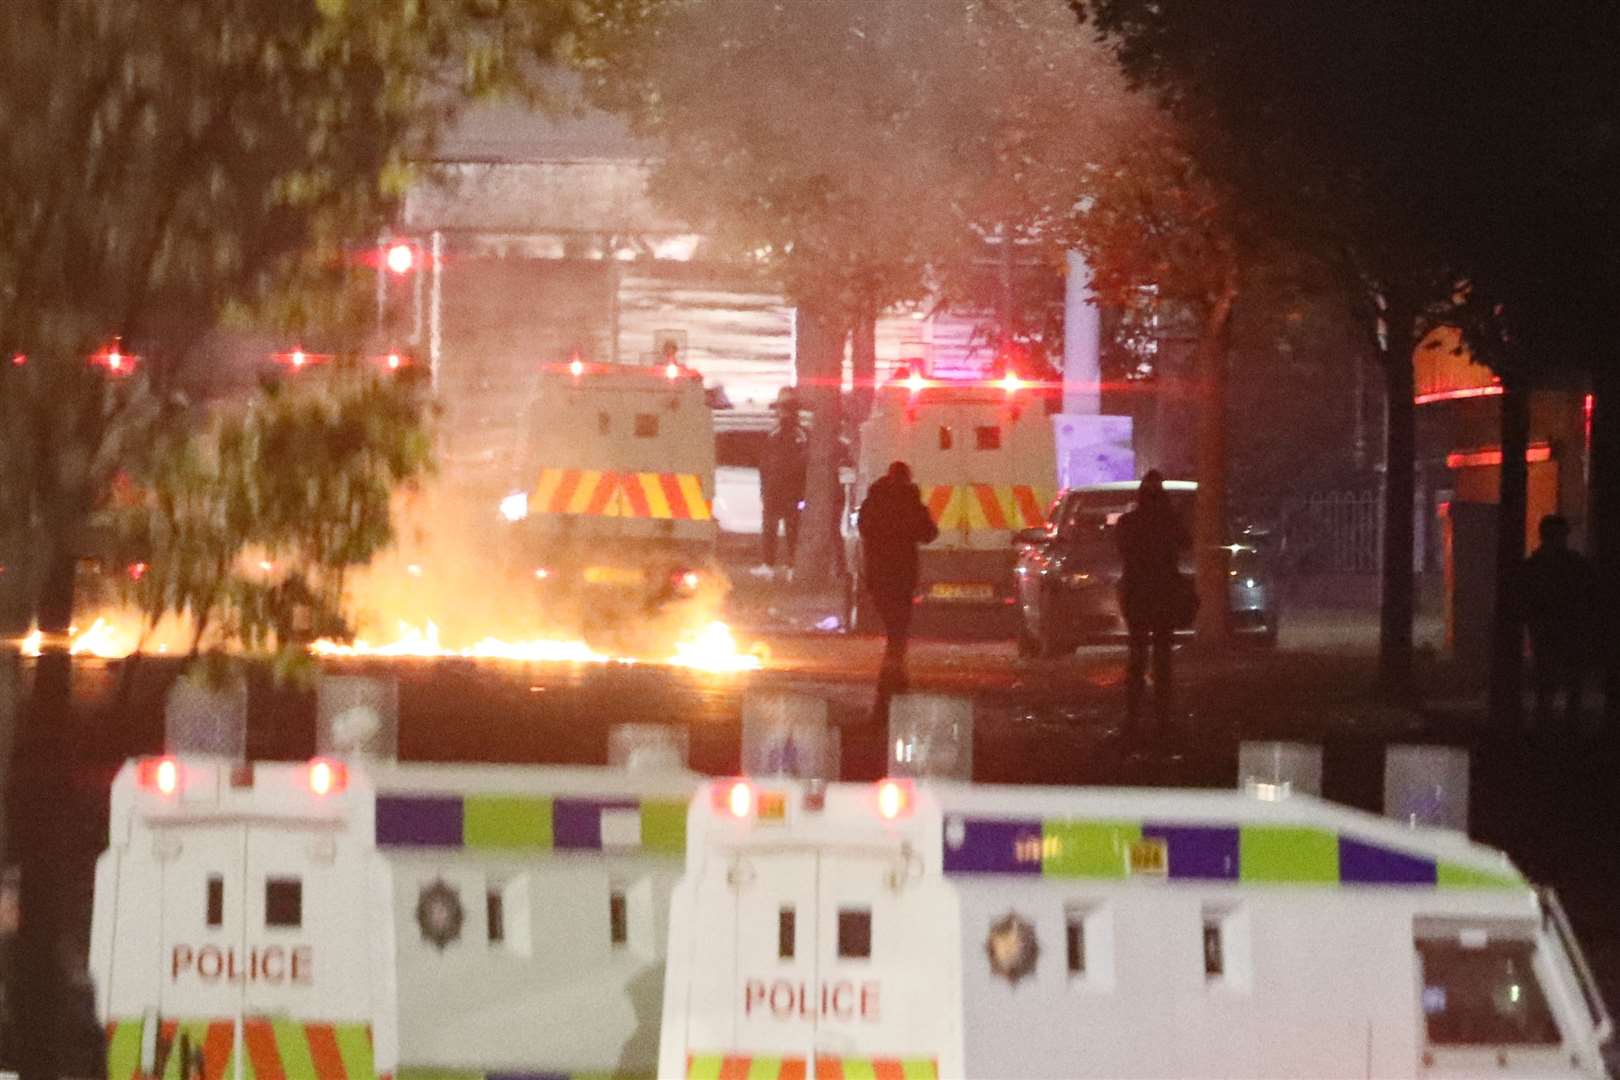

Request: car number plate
left=929, top=582, right=995, bottom=602
left=583, top=565, right=644, bottom=586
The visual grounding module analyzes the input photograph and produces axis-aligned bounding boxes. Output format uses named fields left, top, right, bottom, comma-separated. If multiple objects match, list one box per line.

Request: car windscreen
left=1062, top=490, right=1194, bottom=543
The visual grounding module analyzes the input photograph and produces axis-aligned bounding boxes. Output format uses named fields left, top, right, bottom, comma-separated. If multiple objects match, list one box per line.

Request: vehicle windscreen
left=1062, top=490, right=1195, bottom=546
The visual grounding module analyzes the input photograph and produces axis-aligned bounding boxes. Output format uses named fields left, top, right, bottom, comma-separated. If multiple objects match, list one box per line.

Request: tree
left=119, top=366, right=434, bottom=669
left=1084, top=2, right=1620, bottom=715
left=1079, top=2, right=1486, bottom=695
left=0, top=3, right=609, bottom=1073
left=1062, top=132, right=1247, bottom=644
left=589, top=0, right=1133, bottom=587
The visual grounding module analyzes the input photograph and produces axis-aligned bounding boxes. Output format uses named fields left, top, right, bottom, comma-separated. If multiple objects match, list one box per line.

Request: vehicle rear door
left=155, top=824, right=245, bottom=1063
left=730, top=849, right=820, bottom=1060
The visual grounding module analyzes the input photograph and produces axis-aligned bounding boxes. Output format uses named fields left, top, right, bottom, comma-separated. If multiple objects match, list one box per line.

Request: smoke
left=340, top=479, right=732, bottom=659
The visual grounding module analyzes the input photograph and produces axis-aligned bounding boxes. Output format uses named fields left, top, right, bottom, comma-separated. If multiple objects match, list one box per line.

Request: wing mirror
left=1015, top=527, right=1052, bottom=545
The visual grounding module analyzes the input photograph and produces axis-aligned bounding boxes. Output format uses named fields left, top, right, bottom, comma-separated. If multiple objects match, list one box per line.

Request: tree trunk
left=6, top=541, right=78, bottom=1080
left=849, top=297, right=877, bottom=428
left=793, top=302, right=846, bottom=589
left=1192, top=285, right=1237, bottom=645
left=1377, top=301, right=1417, bottom=700
left=1589, top=359, right=1620, bottom=728
left=1488, top=376, right=1530, bottom=729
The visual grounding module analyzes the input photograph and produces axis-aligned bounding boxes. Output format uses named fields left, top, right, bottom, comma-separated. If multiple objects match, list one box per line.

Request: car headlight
left=499, top=491, right=529, bottom=522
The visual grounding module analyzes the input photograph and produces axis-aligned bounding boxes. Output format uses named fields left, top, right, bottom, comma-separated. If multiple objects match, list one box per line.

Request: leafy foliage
left=588, top=0, right=1134, bottom=583
left=118, top=367, right=434, bottom=670
left=0, top=0, right=613, bottom=626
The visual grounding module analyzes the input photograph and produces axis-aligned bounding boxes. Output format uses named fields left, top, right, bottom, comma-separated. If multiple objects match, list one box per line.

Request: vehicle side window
left=1416, top=937, right=1560, bottom=1046
left=597, top=412, right=611, bottom=435
left=634, top=414, right=659, bottom=438
left=610, top=888, right=628, bottom=946
left=974, top=425, right=1001, bottom=450
left=938, top=425, right=953, bottom=450
left=487, top=889, right=504, bottom=944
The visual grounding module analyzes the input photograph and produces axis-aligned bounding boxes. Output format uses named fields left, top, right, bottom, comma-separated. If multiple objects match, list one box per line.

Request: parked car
left=1013, top=480, right=1278, bottom=656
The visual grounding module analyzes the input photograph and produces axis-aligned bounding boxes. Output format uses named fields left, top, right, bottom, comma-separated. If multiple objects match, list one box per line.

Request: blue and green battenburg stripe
left=375, top=793, right=687, bottom=853
left=943, top=816, right=1523, bottom=888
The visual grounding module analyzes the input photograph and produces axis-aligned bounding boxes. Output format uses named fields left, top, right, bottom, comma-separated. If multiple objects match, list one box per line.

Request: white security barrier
left=164, top=675, right=247, bottom=760
left=1385, top=744, right=1469, bottom=831
left=609, top=723, right=690, bottom=772
left=1237, top=741, right=1322, bottom=799
left=740, top=691, right=838, bottom=779
left=888, top=693, right=973, bottom=781
left=316, top=673, right=399, bottom=761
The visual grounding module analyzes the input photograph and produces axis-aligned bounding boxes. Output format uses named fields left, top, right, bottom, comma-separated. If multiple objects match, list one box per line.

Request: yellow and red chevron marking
left=686, top=1053, right=937, bottom=1080
left=531, top=468, right=711, bottom=521
left=106, top=1016, right=374, bottom=1079
left=924, top=484, right=1049, bottom=531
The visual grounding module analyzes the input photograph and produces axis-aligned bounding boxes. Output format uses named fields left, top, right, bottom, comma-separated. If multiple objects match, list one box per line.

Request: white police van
left=660, top=778, right=1613, bottom=1079
left=91, top=755, right=698, bottom=1079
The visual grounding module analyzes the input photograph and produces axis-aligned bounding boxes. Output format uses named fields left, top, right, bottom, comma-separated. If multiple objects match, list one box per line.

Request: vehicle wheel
left=1018, top=598, right=1069, bottom=659
left=1257, top=618, right=1280, bottom=648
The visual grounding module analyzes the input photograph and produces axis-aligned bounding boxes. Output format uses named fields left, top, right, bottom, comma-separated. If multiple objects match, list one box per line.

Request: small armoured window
left=938, top=426, right=954, bottom=450
left=838, top=908, right=871, bottom=960
left=487, top=890, right=505, bottom=944
left=634, top=413, right=659, bottom=438
left=265, top=878, right=302, bottom=929
left=975, top=425, right=1002, bottom=450
left=610, top=888, right=628, bottom=946
left=1416, top=935, right=1560, bottom=1046
left=597, top=412, right=611, bottom=435
left=206, top=875, right=224, bottom=928
left=779, top=907, right=796, bottom=960
left=1066, top=912, right=1086, bottom=975
left=1202, top=917, right=1224, bottom=978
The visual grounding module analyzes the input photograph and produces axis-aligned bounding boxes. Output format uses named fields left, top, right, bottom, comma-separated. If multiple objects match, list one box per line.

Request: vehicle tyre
left=1019, top=593, right=1070, bottom=659
left=1257, top=616, right=1280, bottom=648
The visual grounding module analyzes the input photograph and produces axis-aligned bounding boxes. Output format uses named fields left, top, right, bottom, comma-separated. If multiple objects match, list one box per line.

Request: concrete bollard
left=888, top=694, right=973, bottom=781
left=1237, top=741, right=1322, bottom=799
left=1385, top=744, right=1469, bottom=832
left=609, top=724, right=689, bottom=772
left=741, top=691, right=838, bottom=780
left=316, top=674, right=399, bottom=762
left=164, top=675, right=247, bottom=760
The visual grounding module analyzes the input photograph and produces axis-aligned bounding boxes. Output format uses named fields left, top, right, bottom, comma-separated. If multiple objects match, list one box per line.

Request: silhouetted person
left=757, top=389, right=807, bottom=577
left=1520, top=514, right=1596, bottom=729
left=858, top=460, right=939, bottom=685
left=1117, top=470, right=1190, bottom=736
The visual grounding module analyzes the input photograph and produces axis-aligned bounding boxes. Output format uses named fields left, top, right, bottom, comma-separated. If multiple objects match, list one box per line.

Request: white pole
left=429, top=230, right=443, bottom=392
left=1063, top=250, right=1102, bottom=416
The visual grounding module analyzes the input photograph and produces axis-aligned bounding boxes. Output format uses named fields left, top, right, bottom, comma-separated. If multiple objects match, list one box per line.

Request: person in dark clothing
left=857, top=460, right=939, bottom=680
left=1520, top=514, right=1596, bottom=728
left=757, top=390, right=808, bottom=575
left=1116, top=470, right=1190, bottom=735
